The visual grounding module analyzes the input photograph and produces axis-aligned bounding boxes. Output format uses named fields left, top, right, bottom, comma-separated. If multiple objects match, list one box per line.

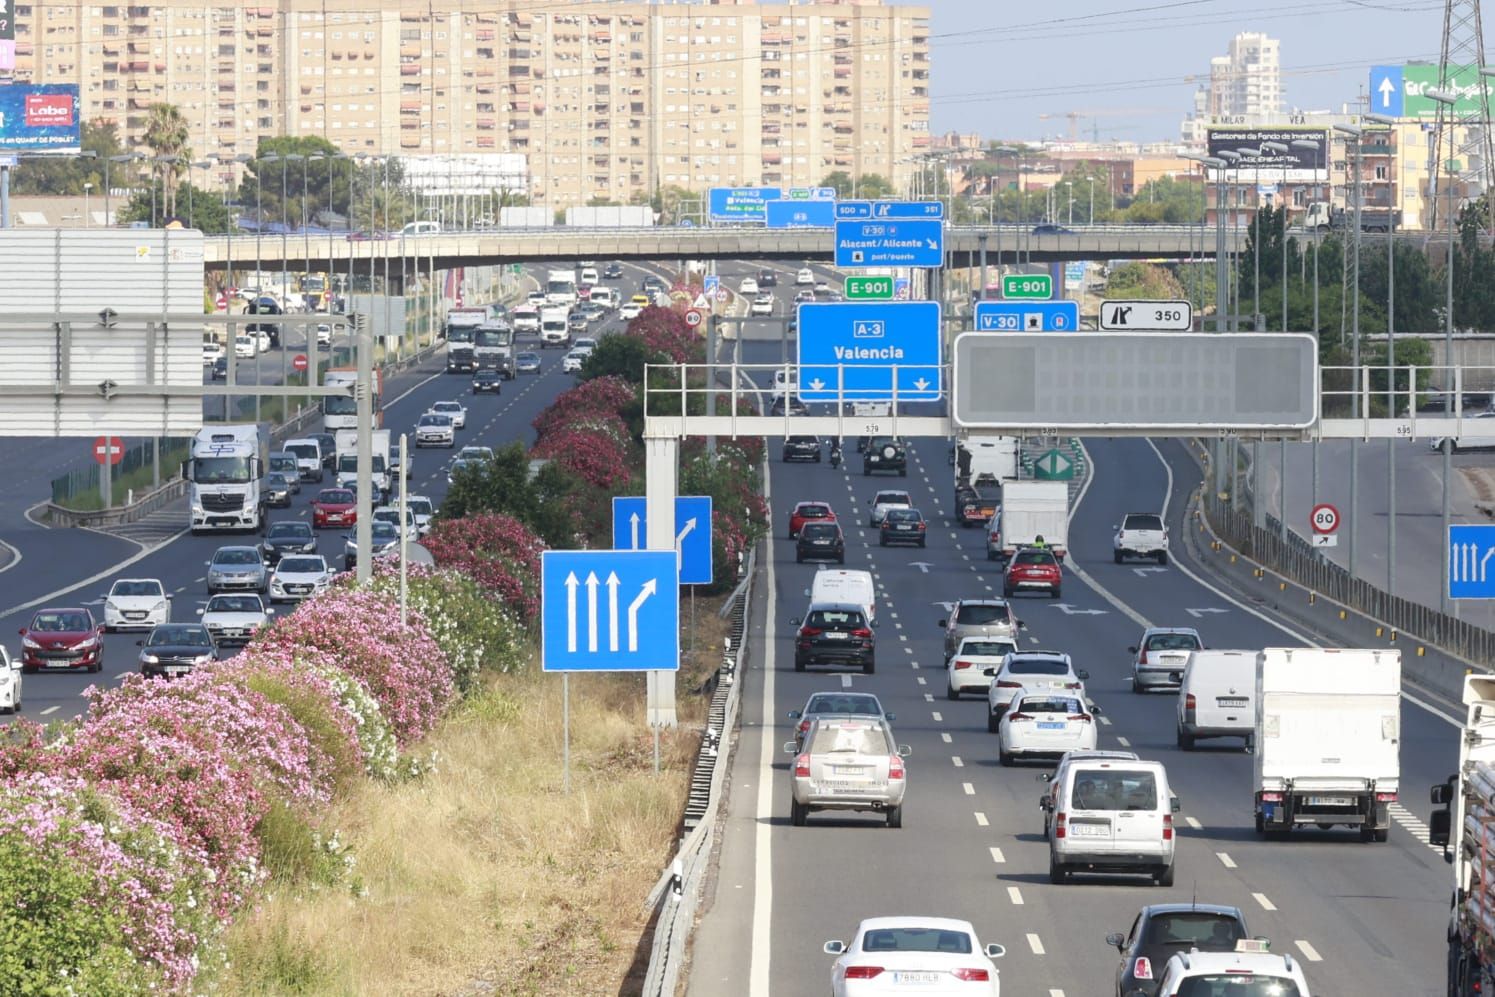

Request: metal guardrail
left=640, top=546, right=756, bottom=997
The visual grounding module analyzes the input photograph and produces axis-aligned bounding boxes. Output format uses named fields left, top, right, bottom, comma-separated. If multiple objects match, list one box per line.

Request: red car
left=1003, top=547, right=1063, bottom=599
left=788, top=501, right=836, bottom=539
left=311, top=487, right=357, bottom=529
left=19, top=607, right=104, bottom=673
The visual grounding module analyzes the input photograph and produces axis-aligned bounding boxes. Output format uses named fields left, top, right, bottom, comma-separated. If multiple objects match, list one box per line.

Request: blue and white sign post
left=973, top=300, right=1080, bottom=332
left=612, top=495, right=714, bottom=585
left=708, top=186, right=782, bottom=223
left=766, top=199, right=837, bottom=228
left=796, top=301, right=942, bottom=403
left=835, top=200, right=945, bottom=220
left=835, top=219, right=945, bottom=268
left=1369, top=65, right=1405, bottom=118
left=1449, top=525, right=1495, bottom=599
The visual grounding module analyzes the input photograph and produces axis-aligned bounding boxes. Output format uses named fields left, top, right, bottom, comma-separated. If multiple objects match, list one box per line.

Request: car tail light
left=852, top=628, right=872, bottom=639
left=1185, top=693, right=1197, bottom=711
left=794, top=754, right=810, bottom=778
left=1133, top=956, right=1153, bottom=980
left=1006, top=712, right=1031, bottom=722
left=916, top=522, right=926, bottom=531
left=889, top=755, right=905, bottom=780
left=1139, top=649, right=1150, bottom=664
left=996, top=680, right=1022, bottom=689
left=1260, top=792, right=1283, bottom=802
left=844, top=966, right=884, bottom=980
left=952, top=968, right=990, bottom=982
left=1054, top=813, right=1067, bottom=838
left=1068, top=714, right=1091, bottom=722
left=799, top=626, right=823, bottom=638
left=798, top=720, right=810, bottom=736
left=954, top=660, right=972, bottom=670
left=1376, top=792, right=1398, bottom=802
left=1162, top=814, right=1174, bottom=841
left=1065, top=681, right=1082, bottom=690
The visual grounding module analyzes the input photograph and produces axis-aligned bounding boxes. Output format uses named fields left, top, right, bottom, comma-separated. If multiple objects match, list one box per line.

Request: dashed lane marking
left=40, top=706, right=59, bottom=716
left=924, top=693, right=934, bottom=703
left=1027, top=934, right=1046, bottom=956
left=990, top=846, right=1005, bottom=863
left=941, top=732, right=952, bottom=743
left=1116, top=736, right=1131, bottom=747
left=1007, top=886, right=1024, bottom=905
left=931, top=711, right=942, bottom=722
left=975, top=812, right=989, bottom=827
left=916, top=676, right=927, bottom=686
left=1253, top=893, right=1277, bottom=911
left=1294, top=941, right=1323, bottom=962
left=951, top=756, right=964, bottom=768
left=963, top=782, right=975, bottom=795
left=1216, top=852, right=1237, bottom=869
left=1185, top=816, right=1202, bottom=830
left=840, top=674, right=853, bottom=689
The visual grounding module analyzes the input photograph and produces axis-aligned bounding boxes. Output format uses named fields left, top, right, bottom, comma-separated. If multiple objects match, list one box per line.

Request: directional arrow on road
left=933, top=601, right=957, bottom=614
left=1132, top=566, right=1168, bottom=577
left=1185, top=607, right=1229, bottom=619
left=910, top=562, right=933, bottom=574
left=1050, top=603, right=1107, bottom=616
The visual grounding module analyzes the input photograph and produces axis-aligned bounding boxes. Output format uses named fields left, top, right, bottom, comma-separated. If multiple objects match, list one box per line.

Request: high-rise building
left=6, top=0, right=931, bottom=208
left=1207, top=32, right=1283, bottom=120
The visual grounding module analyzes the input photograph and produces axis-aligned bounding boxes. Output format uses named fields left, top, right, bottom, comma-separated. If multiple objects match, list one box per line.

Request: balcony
left=401, top=64, right=421, bottom=76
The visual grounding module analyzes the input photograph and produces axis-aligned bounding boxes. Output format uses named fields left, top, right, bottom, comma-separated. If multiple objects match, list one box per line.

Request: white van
left=1048, top=757, right=1178, bottom=886
left=807, top=568, right=876, bottom=624
left=580, top=266, right=599, bottom=286
left=589, top=286, right=619, bottom=309
left=1176, top=649, right=1256, bottom=751
left=771, top=367, right=798, bottom=400
left=401, top=220, right=440, bottom=237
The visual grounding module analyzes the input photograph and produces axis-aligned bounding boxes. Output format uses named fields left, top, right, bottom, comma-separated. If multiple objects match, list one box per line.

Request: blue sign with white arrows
left=974, top=300, right=1080, bottom=332
left=893, top=277, right=911, bottom=300
left=766, top=199, right=837, bottom=228
left=835, top=219, right=944, bottom=268
left=542, top=550, right=679, bottom=672
left=708, top=186, right=782, bottom=222
left=611, top=495, right=714, bottom=586
left=1449, top=524, right=1495, bottom=599
left=796, top=301, right=942, bottom=402
left=835, top=200, right=945, bottom=220
left=1369, top=65, right=1405, bottom=119
left=703, top=274, right=719, bottom=297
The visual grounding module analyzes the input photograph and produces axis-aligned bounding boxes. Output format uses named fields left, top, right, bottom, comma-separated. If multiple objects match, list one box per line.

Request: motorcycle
left=829, top=443, right=843, bottom=469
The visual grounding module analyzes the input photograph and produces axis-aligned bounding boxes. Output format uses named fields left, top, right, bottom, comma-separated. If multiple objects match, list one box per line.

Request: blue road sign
left=1369, top=65, right=1405, bottom=119
left=836, top=201, right=872, bottom=219
left=1449, top=524, right=1495, bottom=599
left=893, top=277, right=911, bottom=300
left=708, top=186, right=781, bottom=222
left=796, top=301, right=942, bottom=402
left=542, top=550, right=679, bottom=671
left=611, top=495, right=714, bottom=586
left=974, top=300, right=1080, bottom=332
left=703, top=274, right=719, bottom=296
left=766, top=199, right=837, bottom=228
left=836, top=219, right=944, bottom=269
left=835, top=200, right=944, bottom=220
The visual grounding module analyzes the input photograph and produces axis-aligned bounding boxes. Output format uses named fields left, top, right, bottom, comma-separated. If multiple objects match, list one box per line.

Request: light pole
left=1216, top=149, right=1242, bottom=329
left=104, top=153, right=136, bottom=230
left=281, top=153, right=302, bottom=314
left=1064, top=181, right=1073, bottom=226
left=1428, top=89, right=1459, bottom=614
left=82, top=182, right=92, bottom=228
left=1334, top=123, right=1366, bottom=579
left=304, top=154, right=323, bottom=307
left=1183, top=152, right=1228, bottom=332
left=1261, top=141, right=1291, bottom=332
left=1238, top=146, right=1265, bottom=330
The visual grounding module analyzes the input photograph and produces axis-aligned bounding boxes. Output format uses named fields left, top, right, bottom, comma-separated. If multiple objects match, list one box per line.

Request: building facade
left=6, top=0, right=930, bottom=208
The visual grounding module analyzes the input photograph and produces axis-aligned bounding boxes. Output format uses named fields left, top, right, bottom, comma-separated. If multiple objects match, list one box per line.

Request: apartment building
left=7, top=0, right=930, bottom=208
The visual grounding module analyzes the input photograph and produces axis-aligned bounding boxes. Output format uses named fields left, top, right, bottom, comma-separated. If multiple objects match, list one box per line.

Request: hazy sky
left=925, top=0, right=1447, bottom=144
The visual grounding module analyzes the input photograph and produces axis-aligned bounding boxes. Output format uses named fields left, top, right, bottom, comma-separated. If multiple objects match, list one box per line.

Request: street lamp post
left=1363, top=116, right=1400, bottom=594
left=82, top=182, right=92, bottom=228
left=1238, top=146, right=1266, bottom=330
left=1261, top=141, right=1291, bottom=332
left=1216, top=149, right=1242, bottom=329
left=1334, top=123, right=1365, bottom=580
left=1183, top=153, right=1228, bottom=332
left=104, top=153, right=136, bottom=230
left=1427, top=89, right=1459, bottom=614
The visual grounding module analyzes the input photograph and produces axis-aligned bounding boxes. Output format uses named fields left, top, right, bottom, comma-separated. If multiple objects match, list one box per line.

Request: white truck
left=1431, top=675, right=1495, bottom=995
left=957, top=436, right=1019, bottom=486
left=1254, top=647, right=1400, bottom=841
left=187, top=424, right=271, bottom=534
left=444, top=307, right=487, bottom=373
left=539, top=306, right=571, bottom=349
left=545, top=269, right=578, bottom=307
left=473, top=321, right=517, bottom=379
left=995, top=480, right=1068, bottom=561
left=334, top=428, right=391, bottom=501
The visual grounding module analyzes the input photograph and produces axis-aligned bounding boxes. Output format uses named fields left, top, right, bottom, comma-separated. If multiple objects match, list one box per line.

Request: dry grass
left=214, top=608, right=733, bottom=996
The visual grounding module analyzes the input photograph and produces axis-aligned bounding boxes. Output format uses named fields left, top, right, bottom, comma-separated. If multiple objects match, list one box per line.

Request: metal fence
left=50, top=437, right=190, bottom=507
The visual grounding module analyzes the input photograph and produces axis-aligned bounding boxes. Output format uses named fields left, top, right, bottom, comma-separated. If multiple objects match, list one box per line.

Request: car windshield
left=806, top=609, right=865, bottom=629
left=459, top=448, right=491, bottom=459
left=959, top=640, right=1015, bottom=657
left=798, top=505, right=831, bottom=518
left=214, top=549, right=259, bottom=566
left=1008, top=658, right=1070, bottom=676
left=874, top=493, right=909, bottom=506
left=268, top=473, right=292, bottom=487
left=408, top=499, right=433, bottom=516
left=955, top=605, right=1010, bottom=626
left=148, top=625, right=211, bottom=647
left=1147, top=632, right=1202, bottom=651
left=885, top=509, right=921, bottom=523
left=1016, top=696, right=1082, bottom=715
left=207, top=596, right=261, bottom=613
left=317, top=490, right=353, bottom=505
left=278, top=557, right=325, bottom=574
left=286, top=444, right=318, bottom=461
left=111, top=581, right=162, bottom=598
left=1069, top=770, right=1158, bottom=811
left=31, top=612, right=90, bottom=632
left=1143, top=913, right=1247, bottom=951
left=788, top=435, right=817, bottom=445
left=371, top=523, right=399, bottom=541
left=419, top=415, right=450, bottom=427
left=434, top=403, right=460, bottom=413
left=267, top=523, right=312, bottom=539
left=805, top=694, right=882, bottom=716
left=1175, top=977, right=1300, bottom=997
left=269, top=456, right=297, bottom=470
left=1126, top=515, right=1164, bottom=531
left=801, top=524, right=839, bottom=539
left=1014, top=551, right=1057, bottom=566
left=859, top=927, right=972, bottom=955
left=808, top=724, right=887, bottom=756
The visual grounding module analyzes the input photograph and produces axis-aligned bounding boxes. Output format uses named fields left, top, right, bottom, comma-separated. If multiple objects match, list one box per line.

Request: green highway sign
left=1033, top=448, right=1075, bottom=481
left=1002, top=274, right=1053, bottom=300
left=845, top=276, right=895, bottom=300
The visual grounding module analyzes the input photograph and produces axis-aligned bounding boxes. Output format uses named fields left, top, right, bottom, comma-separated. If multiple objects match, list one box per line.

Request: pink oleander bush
left=531, top=424, right=636, bottom=490
left=627, top=305, right=704, bottom=363
left=422, top=512, right=546, bottom=624
left=531, top=375, right=638, bottom=441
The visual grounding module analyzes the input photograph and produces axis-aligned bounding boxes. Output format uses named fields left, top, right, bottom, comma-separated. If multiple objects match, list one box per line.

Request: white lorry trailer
left=334, top=428, right=391, bottom=501
left=995, top=480, right=1068, bottom=561
left=545, top=269, right=578, bottom=307
left=1254, top=647, right=1400, bottom=841
left=1431, top=675, right=1495, bottom=994
left=187, top=424, right=270, bottom=534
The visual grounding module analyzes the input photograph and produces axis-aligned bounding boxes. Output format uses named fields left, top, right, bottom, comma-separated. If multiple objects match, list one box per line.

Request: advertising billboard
left=1205, top=127, right=1329, bottom=183
left=0, top=85, right=83, bottom=152
left=0, top=0, right=14, bottom=73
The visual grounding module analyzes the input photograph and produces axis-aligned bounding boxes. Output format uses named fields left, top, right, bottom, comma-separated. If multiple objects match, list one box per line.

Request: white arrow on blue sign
left=542, top=549, right=679, bottom=672
left=796, top=301, right=942, bottom=402
left=835, top=219, right=944, bottom=268
left=1450, top=524, right=1495, bottom=599
left=611, top=495, right=714, bottom=585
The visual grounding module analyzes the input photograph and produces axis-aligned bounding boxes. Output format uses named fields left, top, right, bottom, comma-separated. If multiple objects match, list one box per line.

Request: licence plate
left=1218, top=697, right=1249, bottom=707
left=45, top=661, right=73, bottom=669
left=824, top=632, right=849, bottom=640
left=892, top=972, right=941, bottom=984
left=896, top=524, right=912, bottom=531
left=1037, top=721, right=1065, bottom=730
left=1309, top=796, right=1353, bottom=806
left=825, top=782, right=869, bottom=793
left=124, top=612, right=146, bottom=620
left=166, top=666, right=189, bottom=674
left=1072, top=823, right=1110, bottom=837
left=834, top=766, right=868, bottom=776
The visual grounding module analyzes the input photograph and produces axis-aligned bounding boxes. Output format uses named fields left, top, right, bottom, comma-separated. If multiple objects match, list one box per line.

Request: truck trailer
left=995, top=480, right=1068, bottom=561
left=1431, top=675, right=1495, bottom=995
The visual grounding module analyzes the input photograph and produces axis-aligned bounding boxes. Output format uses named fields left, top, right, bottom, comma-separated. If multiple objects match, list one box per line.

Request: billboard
left=1205, top=127, right=1329, bottom=183
left=0, top=85, right=82, bottom=152
left=0, top=0, right=14, bottom=73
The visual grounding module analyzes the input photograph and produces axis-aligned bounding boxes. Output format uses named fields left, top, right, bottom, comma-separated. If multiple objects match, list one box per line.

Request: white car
left=525, top=290, right=546, bottom=305
left=815, top=279, right=832, bottom=294
left=986, top=650, right=1089, bottom=729
left=1129, top=626, right=1203, bottom=693
left=512, top=305, right=540, bottom=332
left=562, top=349, right=588, bottom=373
left=824, top=917, right=1006, bottom=997
left=868, top=490, right=913, bottom=527
left=1431, top=409, right=1495, bottom=452
left=572, top=337, right=598, bottom=356
left=740, top=277, right=759, bottom=296
left=102, top=577, right=171, bottom=632
left=428, top=400, right=467, bottom=429
left=198, top=593, right=272, bottom=646
left=402, top=494, right=435, bottom=535
left=945, top=635, right=1018, bottom=700
left=796, top=267, right=816, bottom=285
left=750, top=294, right=774, bottom=317
left=1155, top=941, right=1312, bottom=997
left=234, top=334, right=257, bottom=359
left=998, top=691, right=1099, bottom=765
left=202, top=339, right=225, bottom=365
left=268, top=555, right=332, bottom=603
left=415, top=413, right=455, bottom=448
left=457, top=445, right=494, bottom=462
left=1038, top=749, right=1140, bottom=838
left=619, top=301, right=644, bottom=321
left=254, top=328, right=272, bottom=352
left=1113, top=511, right=1169, bottom=565
left=373, top=505, right=419, bottom=542
left=315, top=322, right=333, bottom=345
left=0, top=646, right=23, bottom=714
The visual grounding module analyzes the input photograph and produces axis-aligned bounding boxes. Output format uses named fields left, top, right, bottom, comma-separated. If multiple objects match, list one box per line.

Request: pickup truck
left=955, top=484, right=1000, bottom=527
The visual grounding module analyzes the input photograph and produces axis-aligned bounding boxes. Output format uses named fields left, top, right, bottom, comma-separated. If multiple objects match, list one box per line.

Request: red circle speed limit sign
left=684, top=308, right=703, bottom=328
left=1311, top=503, right=1340, bottom=535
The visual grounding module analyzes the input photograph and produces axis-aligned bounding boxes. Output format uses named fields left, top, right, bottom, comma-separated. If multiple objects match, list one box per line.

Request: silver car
left=206, top=546, right=268, bottom=594
left=787, top=691, right=894, bottom=752
left=269, top=555, right=333, bottom=603
left=939, top=598, right=1023, bottom=658
left=1129, top=626, right=1204, bottom=693
left=784, top=716, right=910, bottom=828
left=198, top=592, right=272, bottom=645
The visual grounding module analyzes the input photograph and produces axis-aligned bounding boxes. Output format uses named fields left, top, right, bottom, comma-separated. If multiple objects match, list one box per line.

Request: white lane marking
left=1027, top=933, right=1046, bottom=956
left=1098, top=714, right=1112, bottom=726
left=748, top=468, right=778, bottom=997
left=1007, top=886, right=1024, bottom=905
left=989, top=846, right=1005, bottom=863
left=924, top=693, right=934, bottom=703
left=1390, top=802, right=1438, bottom=850
left=951, top=756, right=964, bottom=768
left=840, top=674, right=852, bottom=689
left=1116, top=736, right=1131, bottom=747
left=39, top=706, right=59, bottom=716
left=941, top=732, right=952, bottom=743
left=0, top=528, right=193, bottom=620
left=1185, top=816, right=1202, bottom=830
left=0, top=536, right=22, bottom=577
left=1216, top=851, right=1237, bottom=869
left=975, top=812, right=989, bottom=827
left=1294, top=940, right=1323, bottom=963
left=963, top=782, right=975, bottom=795
left=931, top=710, right=942, bottom=722
left=916, top=676, right=926, bottom=686
left=1253, top=893, right=1277, bottom=911
left=910, top=662, right=919, bottom=669
left=1050, top=991, right=1066, bottom=997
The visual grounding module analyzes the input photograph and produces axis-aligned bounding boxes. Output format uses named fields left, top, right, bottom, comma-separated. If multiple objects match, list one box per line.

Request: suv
left=1105, top=904, right=1250, bottom=997
left=939, top=599, right=1021, bottom=657
left=796, top=521, right=845, bottom=564
left=792, top=602, right=876, bottom=674
left=862, top=437, right=907, bottom=477
left=1129, top=627, right=1204, bottom=693
left=781, top=435, right=821, bottom=462
left=1155, top=942, right=1310, bottom=997
left=785, top=716, right=909, bottom=828
left=1114, top=512, right=1169, bottom=565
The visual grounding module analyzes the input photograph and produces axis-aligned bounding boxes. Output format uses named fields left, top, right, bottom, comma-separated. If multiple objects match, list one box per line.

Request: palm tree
left=142, top=103, right=191, bottom=218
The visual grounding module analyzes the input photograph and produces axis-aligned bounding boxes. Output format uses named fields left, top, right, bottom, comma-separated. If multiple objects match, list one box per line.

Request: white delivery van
left=997, top=480, right=1069, bottom=561
left=771, top=367, right=798, bottom=401
left=1176, top=649, right=1256, bottom=751
left=807, top=568, right=876, bottom=624
left=1049, top=757, right=1179, bottom=886
left=589, top=286, right=619, bottom=309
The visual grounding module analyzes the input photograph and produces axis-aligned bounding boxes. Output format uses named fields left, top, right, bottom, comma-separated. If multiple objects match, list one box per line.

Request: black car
left=879, top=507, right=927, bottom=547
left=260, top=520, right=317, bottom=565
left=264, top=472, right=295, bottom=508
left=137, top=623, right=217, bottom=679
left=863, top=437, right=908, bottom=477
left=781, top=435, right=821, bottom=462
left=769, top=395, right=810, bottom=417
left=603, top=262, right=624, bottom=279
left=1106, top=904, right=1250, bottom=997
left=311, top=432, right=339, bottom=470
left=757, top=269, right=778, bottom=287
left=795, top=522, right=845, bottom=564
left=210, top=356, right=228, bottom=381
left=792, top=603, right=875, bottom=674
left=472, top=369, right=503, bottom=395
left=344, top=520, right=401, bottom=572
left=1032, top=223, right=1075, bottom=236
left=642, top=275, right=667, bottom=295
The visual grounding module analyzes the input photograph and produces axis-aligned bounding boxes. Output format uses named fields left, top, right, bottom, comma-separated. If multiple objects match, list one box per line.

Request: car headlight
left=21, top=637, right=40, bottom=650
left=76, top=637, right=98, bottom=650
left=193, top=654, right=213, bottom=666
left=141, top=654, right=160, bottom=664
left=153, top=601, right=168, bottom=613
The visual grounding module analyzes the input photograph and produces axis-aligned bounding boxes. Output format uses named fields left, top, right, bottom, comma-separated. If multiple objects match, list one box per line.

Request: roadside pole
left=399, top=431, right=409, bottom=627
left=355, top=312, right=373, bottom=584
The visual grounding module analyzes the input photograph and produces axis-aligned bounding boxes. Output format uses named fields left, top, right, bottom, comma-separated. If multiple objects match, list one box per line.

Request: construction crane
left=1039, top=108, right=1172, bottom=142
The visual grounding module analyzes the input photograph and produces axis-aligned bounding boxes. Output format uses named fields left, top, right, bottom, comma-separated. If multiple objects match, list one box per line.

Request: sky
left=925, top=0, right=1449, bottom=144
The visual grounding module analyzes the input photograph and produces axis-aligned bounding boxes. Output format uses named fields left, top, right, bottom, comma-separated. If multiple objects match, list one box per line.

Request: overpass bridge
left=202, top=223, right=1244, bottom=274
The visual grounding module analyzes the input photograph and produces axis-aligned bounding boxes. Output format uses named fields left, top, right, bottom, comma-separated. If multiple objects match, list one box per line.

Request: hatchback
left=787, top=691, right=893, bottom=751
left=102, top=577, right=170, bottom=631
left=1130, top=627, right=1204, bottom=693
left=879, top=507, right=926, bottom=547
left=137, top=623, right=216, bottom=679
left=782, top=435, right=822, bottom=463
left=516, top=352, right=542, bottom=374
left=19, top=608, right=103, bottom=673
left=796, top=267, right=815, bottom=285
left=987, top=650, right=1089, bottom=727
left=199, top=593, right=271, bottom=646
left=260, top=520, right=317, bottom=565
left=945, top=636, right=1018, bottom=701
left=796, top=521, right=846, bottom=564
left=206, top=547, right=268, bottom=594
left=1003, top=547, right=1062, bottom=598
left=311, top=488, right=357, bottom=529
left=1105, top=904, right=1251, bottom=997
left=788, top=501, right=836, bottom=539
left=785, top=717, right=909, bottom=827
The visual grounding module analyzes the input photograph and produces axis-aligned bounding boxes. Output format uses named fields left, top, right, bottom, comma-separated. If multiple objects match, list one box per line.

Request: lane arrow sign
left=564, top=572, right=580, bottom=652
left=1378, top=75, right=1396, bottom=108
left=606, top=572, right=621, bottom=651
left=585, top=572, right=600, bottom=652
left=913, top=377, right=931, bottom=391
left=1132, top=566, right=1168, bottom=577
left=910, top=562, right=933, bottom=574
left=629, top=512, right=641, bottom=549
left=675, top=517, right=697, bottom=570
left=808, top=377, right=827, bottom=391
left=627, top=578, right=658, bottom=652
left=1185, top=607, right=1229, bottom=618
left=1050, top=603, right=1108, bottom=616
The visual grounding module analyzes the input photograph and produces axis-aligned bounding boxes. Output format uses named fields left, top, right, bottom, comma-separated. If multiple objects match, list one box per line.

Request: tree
left=857, top=173, right=896, bottom=199
left=819, top=171, right=854, bottom=198
left=142, top=103, right=191, bottom=218
left=7, top=121, right=124, bottom=196
left=1104, top=263, right=1183, bottom=300
left=117, top=179, right=233, bottom=233
left=580, top=334, right=661, bottom=386
left=437, top=442, right=574, bottom=546
left=236, top=135, right=385, bottom=233
left=1122, top=175, right=1203, bottom=224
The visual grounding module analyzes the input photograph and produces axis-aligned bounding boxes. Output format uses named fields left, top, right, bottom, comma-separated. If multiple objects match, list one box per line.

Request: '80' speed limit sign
left=1311, top=503, right=1340, bottom=535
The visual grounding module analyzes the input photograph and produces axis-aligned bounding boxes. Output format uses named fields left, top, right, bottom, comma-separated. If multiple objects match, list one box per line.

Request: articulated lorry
left=1254, top=647, right=1400, bottom=841
left=187, top=424, right=270, bottom=534
left=334, top=428, right=391, bottom=501
left=1431, top=675, right=1495, bottom=995
left=474, top=321, right=517, bottom=378
left=445, top=307, right=487, bottom=372
left=994, top=480, right=1068, bottom=561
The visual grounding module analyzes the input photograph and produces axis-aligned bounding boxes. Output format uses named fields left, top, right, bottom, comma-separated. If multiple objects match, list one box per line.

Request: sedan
left=619, top=302, right=644, bottom=321
left=18, top=608, right=103, bottom=674
left=787, top=691, right=893, bottom=752
left=796, top=522, right=846, bottom=564
left=428, top=400, right=467, bottom=429
left=786, top=716, right=907, bottom=827
left=260, top=520, right=317, bottom=565
left=206, top=546, right=268, bottom=594
left=516, top=352, right=542, bottom=374
left=316, top=322, right=333, bottom=345
left=1003, top=547, right=1062, bottom=599
left=603, top=262, right=624, bottom=279
left=102, top=577, right=170, bottom=632
left=580, top=302, right=606, bottom=322
left=781, top=435, right=821, bottom=463
left=788, top=500, right=836, bottom=539
left=1106, top=903, right=1250, bottom=997
left=878, top=507, right=927, bottom=547
left=946, top=636, right=1018, bottom=701
left=264, top=472, right=296, bottom=508
left=269, top=555, right=333, bottom=603
left=344, top=520, right=402, bottom=571
left=988, top=651, right=1089, bottom=728
left=825, top=917, right=1006, bottom=997
left=561, top=348, right=588, bottom=373
left=311, top=488, right=357, bottom=529
left=472, top=369, right=503, bottom=394
left=199, top=593, right=272, bottom=647
left=815, top=279, right=831, bottom=294
left=750, top=295, right=774, bottom=317
left=415, top=413, right=455, bottom=448
left=137, top=623, right=216, bottom=679
left=373, top=505, right=420, bottom=543
left=998, top=693, right=1099, bottom=765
